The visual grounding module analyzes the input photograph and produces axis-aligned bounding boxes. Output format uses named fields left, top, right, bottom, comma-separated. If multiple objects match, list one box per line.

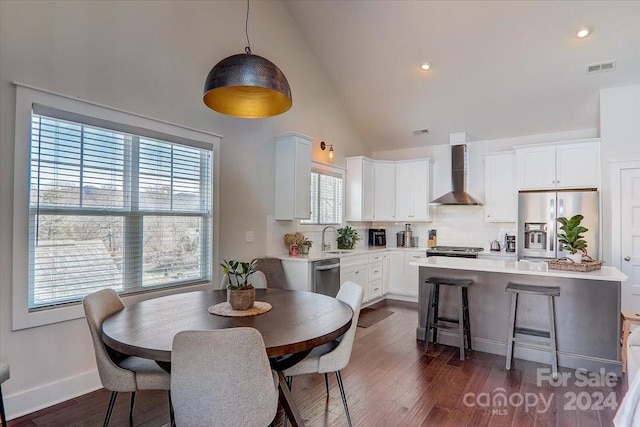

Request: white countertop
left=277, top=246, right=426, bottom=262
left=409, top=257, right=628, bottom=282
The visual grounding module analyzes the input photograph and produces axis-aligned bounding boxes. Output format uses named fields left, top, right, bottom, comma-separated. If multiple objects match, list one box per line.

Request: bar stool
left=621, top=311, right=640, bottom=373
left=505, top=283, right=560, bottom=374
left=423, top=277, right=473, bottom=360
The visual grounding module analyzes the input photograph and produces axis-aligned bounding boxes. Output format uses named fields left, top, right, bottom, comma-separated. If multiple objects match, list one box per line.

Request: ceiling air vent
left=412, top=128, right=430, bottom=135
left=586, top=61, right=616, bottom=74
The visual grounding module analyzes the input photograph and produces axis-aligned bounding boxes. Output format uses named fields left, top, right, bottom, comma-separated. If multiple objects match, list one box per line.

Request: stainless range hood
left=430, top=144, right=482, bottom=205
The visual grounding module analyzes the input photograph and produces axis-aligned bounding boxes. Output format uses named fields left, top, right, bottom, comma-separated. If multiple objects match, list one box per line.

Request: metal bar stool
left=621, top=311, right=640, bottom=373
left=423, top=277, right=473, bottom=360
left=505, top=283, right=560, bottom=374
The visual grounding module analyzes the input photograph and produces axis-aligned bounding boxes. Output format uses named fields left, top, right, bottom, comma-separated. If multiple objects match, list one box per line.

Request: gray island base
left=411, top=257, right=628, bottom=376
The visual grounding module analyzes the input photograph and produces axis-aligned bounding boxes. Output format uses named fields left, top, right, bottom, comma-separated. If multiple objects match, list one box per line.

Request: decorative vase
left=300, top=244, right=309, bottom=254
left=566, top=252, right=583, bottom=263
left=227, top=287, right=255, bottom=310
left=289, top=244, right=298, bottom=256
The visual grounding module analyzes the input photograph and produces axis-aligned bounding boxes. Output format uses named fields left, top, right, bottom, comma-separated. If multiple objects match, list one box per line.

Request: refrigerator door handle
left=559, top=199, right=564, bottom=217
left=549, top=197, right=555, bottom=253
left=550, top=198, right=555, bottom=219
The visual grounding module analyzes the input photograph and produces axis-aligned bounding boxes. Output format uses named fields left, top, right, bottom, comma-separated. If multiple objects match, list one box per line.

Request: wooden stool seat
left=621, top=311, right=640, bottom=374
left=423, top=277, right=473, bottom=360
left=505, top=283, right=560, bottom=375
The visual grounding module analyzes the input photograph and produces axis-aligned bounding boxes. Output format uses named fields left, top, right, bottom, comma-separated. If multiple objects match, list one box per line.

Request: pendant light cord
left=244, top=0, right=251, bottom=54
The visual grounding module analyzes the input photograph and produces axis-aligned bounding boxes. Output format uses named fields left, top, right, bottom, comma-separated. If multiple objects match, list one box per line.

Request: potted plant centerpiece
left=337, top=226, right=361, bottom=250
left=301, top=238, right=313, bottom=254
left=556, top=214, right=588, bottom=263
left=220, top=259, right=257, bottom=310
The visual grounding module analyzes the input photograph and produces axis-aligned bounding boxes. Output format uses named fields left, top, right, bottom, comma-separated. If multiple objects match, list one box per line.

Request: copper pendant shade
left=203, top=53, right=292, bottom=118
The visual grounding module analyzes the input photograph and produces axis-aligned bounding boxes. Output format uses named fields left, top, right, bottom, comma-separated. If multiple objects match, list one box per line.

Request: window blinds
left=302, top=171, right=343, bottom=225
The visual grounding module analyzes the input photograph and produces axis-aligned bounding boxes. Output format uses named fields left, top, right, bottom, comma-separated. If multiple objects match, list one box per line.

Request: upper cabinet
left=274, top=133, right=312, bottom=220
left=346, top=157, right=374, bottom=221
left=346, top=157, right=431, bottom=222
left=484, top=152, right=517, bottom=222
left=373, top=162, right=396, bottom=221
left=515, top=139, right=600, bottom=190
left=395, top=160, right=432, bottom=222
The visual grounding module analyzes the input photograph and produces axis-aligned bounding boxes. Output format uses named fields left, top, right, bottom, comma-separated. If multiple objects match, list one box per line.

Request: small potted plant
left=337, top=226, right=361, bottom=250
left=556, top=214, right=588, bottom=263
left=300, top=238, right=313, bottom=254
left=220, top=259, right=257, bottom=310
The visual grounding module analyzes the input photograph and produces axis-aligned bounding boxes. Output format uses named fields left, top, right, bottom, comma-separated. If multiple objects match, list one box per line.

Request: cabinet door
left=516, top=146, right=556, bottom=190
left=485, top=152, right=517, bottom=222
left=382, top=251, right=390, bottom=295
left=275, top=134, right=312, bottom=220
left=395, top=162, right=414, bottom=221
left=411, top=161, right=430, bottom=221
left=293, top=138, right=312, bottom=218
left=556, top=142, right=599, bottom=188
left=402, top=251, right=425, bottom=297
left=388, top=251, right=405, bottom=294
left=362, top=159, right=375, bottom=221
left=374, top=162, right=396, bottom=220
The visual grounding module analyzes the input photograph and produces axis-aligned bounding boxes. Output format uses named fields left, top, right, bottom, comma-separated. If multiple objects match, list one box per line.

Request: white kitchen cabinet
left=382, top=251, right=390, bottom=295
left=395, top=160, right=432, bottom=222
left=515, top=139, right=600, bottom=190
left=340, top=255, right=369, bottom=301
left=274, top=133, right=312, bottom=220
left=387, top=250, right=425, bottom=299
left=484, top=152, right=517, bottom=222
left=402, top=251, right=426, bottom=297
left=374, top=162, right=396, bottom=221
left=346, top=157, right=374, bottom=221
left=388, top=251, right=405, bottom=295
left=368, top=253, right=384, bottom=301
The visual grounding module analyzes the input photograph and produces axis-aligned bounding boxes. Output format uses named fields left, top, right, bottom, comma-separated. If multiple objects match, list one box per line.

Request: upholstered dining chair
left=254, top=257, right=287, bottom=289
left=171, top=328, right=279, bottom=427
left=283, top=281, right=364, bottom=427
left=83, top=289, right=172, bottom=427
left=0, top=362, right=9, bottom=427
left=220, top=271, right=267, bottom=290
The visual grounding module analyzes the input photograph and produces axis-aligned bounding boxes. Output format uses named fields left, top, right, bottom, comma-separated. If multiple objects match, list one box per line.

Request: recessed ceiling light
left=420, top=62, right=431, bottom=71
left=576, top=26, right=591, bottom=38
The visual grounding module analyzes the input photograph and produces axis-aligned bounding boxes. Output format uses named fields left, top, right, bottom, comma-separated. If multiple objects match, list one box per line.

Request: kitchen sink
left=322, top=250, right=354, bottom=254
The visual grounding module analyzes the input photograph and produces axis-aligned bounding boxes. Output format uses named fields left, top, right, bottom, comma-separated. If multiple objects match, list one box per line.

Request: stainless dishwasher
left=311, top=258, right=341, bottom=297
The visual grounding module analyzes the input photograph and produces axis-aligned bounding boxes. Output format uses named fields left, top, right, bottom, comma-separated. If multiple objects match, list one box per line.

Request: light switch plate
left=245, top=231, right=254, bottom=243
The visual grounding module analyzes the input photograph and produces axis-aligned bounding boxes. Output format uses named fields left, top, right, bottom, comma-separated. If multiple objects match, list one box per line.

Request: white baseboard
left=4, top=369, right=102, bottom=420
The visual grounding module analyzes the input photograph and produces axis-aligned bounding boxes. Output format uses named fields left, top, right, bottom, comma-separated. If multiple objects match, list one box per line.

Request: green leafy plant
left=556, top=214, right=588, bottom=255
left=336, top=226, right=361, bottom=249
left=302, top=238, right=313, bottom=248
left=220, top=259, right=257, bottom=289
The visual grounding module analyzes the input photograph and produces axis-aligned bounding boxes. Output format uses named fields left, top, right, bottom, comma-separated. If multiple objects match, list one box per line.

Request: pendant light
left=203, top=0, right=292, bottom=118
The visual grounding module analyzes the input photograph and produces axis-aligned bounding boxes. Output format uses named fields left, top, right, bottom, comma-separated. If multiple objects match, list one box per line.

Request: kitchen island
left=410, top=257, right=628, bottom=375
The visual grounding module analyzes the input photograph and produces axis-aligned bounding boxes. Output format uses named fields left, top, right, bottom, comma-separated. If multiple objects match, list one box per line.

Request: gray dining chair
left=83, top=289, right=172, bottom=427
left=254, top=257, right=287, bottom=288
left=171, top=328, right=279, bottom=427
left=283, top=281, right=364, bottom=427
left=0, top=362, right=9, bottom=427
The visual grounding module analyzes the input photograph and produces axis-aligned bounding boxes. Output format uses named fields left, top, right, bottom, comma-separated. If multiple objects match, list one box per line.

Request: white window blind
left=29, top=113, right=212, bottom=309
left=301, top=170, right=343, bottom=225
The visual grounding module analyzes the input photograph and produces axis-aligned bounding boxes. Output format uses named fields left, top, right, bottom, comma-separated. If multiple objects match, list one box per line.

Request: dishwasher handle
left=314, top=263, right=340, bottom=271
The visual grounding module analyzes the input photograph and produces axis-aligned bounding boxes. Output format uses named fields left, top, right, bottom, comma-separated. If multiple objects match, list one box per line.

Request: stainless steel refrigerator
left=518, top=189, right=599, bottom=260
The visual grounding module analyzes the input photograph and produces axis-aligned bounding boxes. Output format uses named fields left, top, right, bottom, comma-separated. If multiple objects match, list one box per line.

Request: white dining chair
left=171, top=328, right=279, bottom=427
left=0, top=362, right=9, bottom=427
left=283, top=281, right=364, bottom=427
left=83, top=289, right=172, bottom=426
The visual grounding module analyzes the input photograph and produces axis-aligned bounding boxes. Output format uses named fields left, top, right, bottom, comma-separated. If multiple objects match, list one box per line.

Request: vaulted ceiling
left=285, top=1, right=640, bottom=150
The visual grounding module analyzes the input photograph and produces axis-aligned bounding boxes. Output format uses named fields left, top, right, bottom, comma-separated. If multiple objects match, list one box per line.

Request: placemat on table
left=208, top=301, right=272, bottom=317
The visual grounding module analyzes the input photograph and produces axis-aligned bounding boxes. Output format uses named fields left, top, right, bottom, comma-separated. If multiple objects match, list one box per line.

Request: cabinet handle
left=412, top=256, right=420, bottom=258
left=625, top=256, right=631, bottom=261
left=374, top=270, right=379, bottom=273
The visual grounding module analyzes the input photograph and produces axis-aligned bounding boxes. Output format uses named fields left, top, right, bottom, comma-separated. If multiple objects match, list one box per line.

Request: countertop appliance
left=311, top=258, right=340, bottom=297
left=368, top=229, right=386, bottom=247
left=490, top=240, right=501, bottom=251
left=426, top=246, right=484, bottom=258
left=505, top=235, right=516, bottom=252
left=518, top=189, right=599, bottom=260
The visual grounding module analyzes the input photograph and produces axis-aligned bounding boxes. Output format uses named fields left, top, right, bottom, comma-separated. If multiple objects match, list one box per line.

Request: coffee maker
left=368, top=229, right=386, bottom=247
left=505, top=235, right=516, bottom=252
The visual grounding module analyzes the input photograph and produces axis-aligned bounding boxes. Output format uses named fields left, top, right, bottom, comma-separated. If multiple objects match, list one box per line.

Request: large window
left=301, top=167, right=343, bottom=225
left=13, top=84, right=219, bottom=329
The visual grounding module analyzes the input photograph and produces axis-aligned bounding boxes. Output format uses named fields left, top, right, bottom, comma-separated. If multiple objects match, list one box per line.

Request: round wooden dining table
left=102, top=288, right=353, bottom=427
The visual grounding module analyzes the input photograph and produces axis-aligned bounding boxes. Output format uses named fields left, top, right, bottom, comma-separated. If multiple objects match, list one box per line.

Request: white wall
left=600, top=84, right=640, bottom=262
left=0, top=0, right=369, bottom=418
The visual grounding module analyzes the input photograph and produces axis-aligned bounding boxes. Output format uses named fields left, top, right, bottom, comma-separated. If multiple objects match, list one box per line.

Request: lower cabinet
left=388, top=250, right=426, bottom=299
left=340, top=255, right=369, bottom=302
left=368, top=253, right=384, bottom=301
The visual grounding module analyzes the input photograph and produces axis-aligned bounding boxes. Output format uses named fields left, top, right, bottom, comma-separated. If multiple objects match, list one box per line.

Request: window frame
left=298, top=161, right=346, bottom=230
left=13, top=83, right=221, bottom=330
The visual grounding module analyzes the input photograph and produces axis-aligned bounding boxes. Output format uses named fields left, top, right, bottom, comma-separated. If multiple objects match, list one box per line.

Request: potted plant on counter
left=301, top=238, right=313, bottom=254
left=220, top=259, right=257, bottom=310
left=337, top=226, right=361, bottom=250
left=556, top=214, right=588, bottom=263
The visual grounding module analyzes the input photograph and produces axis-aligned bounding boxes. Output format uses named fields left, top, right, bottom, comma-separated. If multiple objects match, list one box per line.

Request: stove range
left=426, top=246, right=484, bottom=258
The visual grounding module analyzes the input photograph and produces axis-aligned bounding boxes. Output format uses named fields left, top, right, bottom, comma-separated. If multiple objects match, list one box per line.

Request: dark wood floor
left=8, top=300, right=629, bottom=426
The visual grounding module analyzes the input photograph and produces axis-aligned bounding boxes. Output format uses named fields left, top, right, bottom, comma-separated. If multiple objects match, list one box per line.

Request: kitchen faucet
left=321, top=225, right=337, bottom=251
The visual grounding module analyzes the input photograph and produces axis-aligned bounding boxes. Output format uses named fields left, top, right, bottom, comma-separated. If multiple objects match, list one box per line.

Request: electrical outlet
left=245, top=231, right=254, bottom=243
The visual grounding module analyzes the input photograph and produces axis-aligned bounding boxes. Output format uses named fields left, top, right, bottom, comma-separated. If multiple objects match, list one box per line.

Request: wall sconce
left=320, top=141, right=334, bottom=161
